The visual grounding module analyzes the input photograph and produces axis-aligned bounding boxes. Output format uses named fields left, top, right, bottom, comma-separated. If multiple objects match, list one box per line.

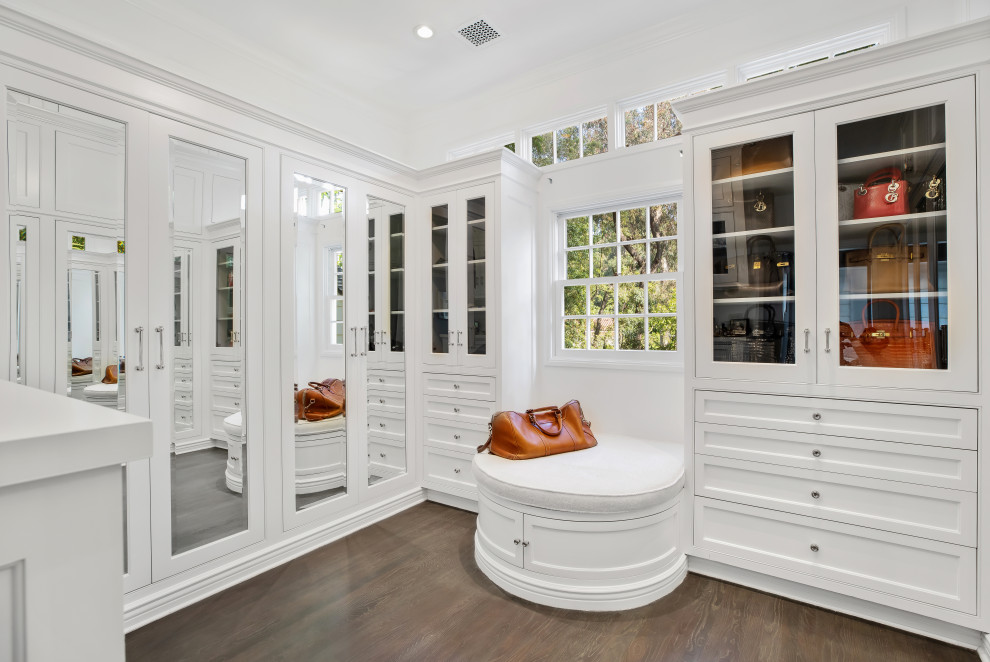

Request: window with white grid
left=557, top=201, right=680, bottom=360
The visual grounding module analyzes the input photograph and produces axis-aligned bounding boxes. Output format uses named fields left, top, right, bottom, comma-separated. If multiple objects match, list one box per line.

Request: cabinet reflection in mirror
left=366, top=196, right=406, bottom=487
left=168, top=138, right=248, bottom=555
left=291, top=173, right=348, bottom=510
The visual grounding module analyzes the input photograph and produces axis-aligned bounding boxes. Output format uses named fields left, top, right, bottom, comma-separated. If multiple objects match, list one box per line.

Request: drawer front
left=174, top=408, right=194, bottom=428
left=173, top=373, right=194, bottom=390
left=213, top=377, right=243, bottom=393
left=367, top=369, right=405, bottom=392
left=695, top=391, right=976, bottom=450
left=367, top=413, right=405, bottom=441
left=424, top=373, right=496, bottom=401
left=695, top=498, right=976, bottom=613
left=696, top=455, right=976, bottom=546
left=424, top=419, right=489, bottom=454
left=424, top=396, right=495, bottom=426
left=173, top=389, right=194, bottom=406
left=369, top=440, right=406, bottom=472
left=213, top=391, right=244, bottom=411
left=211, top=361, right=243, bottom=378
left=424, top=448, right=477, bottom=493
left=367, top=390, right=406, bottom=414
left=696, top=423, right=977, bottom=492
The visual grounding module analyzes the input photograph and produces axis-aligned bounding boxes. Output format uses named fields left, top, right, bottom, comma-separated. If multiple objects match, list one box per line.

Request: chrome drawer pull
left=454, top=434, right=461, bottom=440
left=812, top=412, right=822, bottom=421
left=521, top=541, right=529, bottom=547
left=379, top=452, right=386, bottom=458
left=803, top=328, right=810, bottom=353
left=454, top=468, right=461, bottom=474
left=810, top=544, right=820, bottom=552
left=811, top=491, right=821, bottom=499
left=812, top=449, right=822, bottom=458
left=453, top=407, right=460, bottom=413
left=513, top=539, right=520, bottom=545
left=453, top=384, right=460, bottom=389
left=379, top=399, right=385, bottom=404
left=379, top=422, right=385, bottom=428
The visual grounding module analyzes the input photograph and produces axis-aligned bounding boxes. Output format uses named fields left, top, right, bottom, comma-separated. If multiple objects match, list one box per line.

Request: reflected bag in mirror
left=743, top=190, right=774, bottom=230
left=740, top=136, right=793, bottom=175
left=841, top=299, right=934, bottom=369
left=296, top=379, right=346, bottom=421
left=745, top=235, right=782, bottom=294
left=853, top=168, right=910, bottom=219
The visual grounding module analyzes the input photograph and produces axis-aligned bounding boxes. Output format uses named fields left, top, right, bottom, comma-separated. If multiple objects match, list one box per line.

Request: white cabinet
left=209, top=226, right=242, bottom=356
left=366, top=200, right=405, bottom=365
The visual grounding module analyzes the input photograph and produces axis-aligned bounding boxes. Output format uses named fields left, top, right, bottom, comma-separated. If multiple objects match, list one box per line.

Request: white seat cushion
left=83, top=383, right=118, bottom=398
left=473, top=435, right=683, bottom=515
left=222, top=411, right=346, bottom=439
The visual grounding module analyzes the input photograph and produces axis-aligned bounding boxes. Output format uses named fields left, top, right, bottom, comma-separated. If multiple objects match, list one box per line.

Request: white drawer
left=367, top=369, right=405, bottom=392
left=367, top=390, right=406, bottom=414
left=695, top=498, right=976, bottom=614
left=367, top=412, right=405, bottom=441
left=173, top=373, right=194, bottom=389
left=695, top=391, right=976, bottom=450
left=369, top=440, right=406, bottom=472
left=696, top=423, right=977, bottom=492
left=424, top=419, right=489, bottom=454
left=423, top=396, right=495, bottom=426
left=424, top=373, right=496, bottom=401
left=424, top=448, right=477, bottom=493
left=213, top=391, right=244, bottom=411
left=213, top=376, right=243, bottom=393
left=696, top=455, right=976, bottom=546
left=174, top=408, right=193, bottom=428
left=173, top=389, right=193, bottom=404
left=211, top=360, right=243, bottom=378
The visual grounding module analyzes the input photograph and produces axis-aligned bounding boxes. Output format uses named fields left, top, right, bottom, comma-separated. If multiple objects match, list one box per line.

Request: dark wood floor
left=127, top=502, right=977, bottom=662
left=171, top=448, right=248, bottom=555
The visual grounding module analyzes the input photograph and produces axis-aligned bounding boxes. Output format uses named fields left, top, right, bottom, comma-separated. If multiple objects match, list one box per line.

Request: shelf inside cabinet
left=711, top=167, right=793, bottom=187
left=837, top=210, right=947, bottom=228
left=712, top=225, right=795, bottom=239
left=837, top=143, right=945, bottom=183
left=839, top=291, right=947, bottom=300
left=713, top=296, right=796, bottom=304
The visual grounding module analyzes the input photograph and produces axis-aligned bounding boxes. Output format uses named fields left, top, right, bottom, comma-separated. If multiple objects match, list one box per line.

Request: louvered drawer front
left=424, top=397, right=495, bottom=426
left=424, top=373, right=496, bottom=401
left=695, top=424, right=977, bottom=492
left=424, top=420, right=488, bottom=453
left=696, top=498, right=976, bottom=613
left=367, top=369, right=405, bottom=392
left=367, top=413, right=404, bottom=441
left=424, top=448, right=476, bottom=492
left=367, top=390, right=405, bottom=414
left=696, top=455, right=976, bottom=546
left=369, top=440, right=406, bottom=472
left=695, top=391, right=976, bottom=449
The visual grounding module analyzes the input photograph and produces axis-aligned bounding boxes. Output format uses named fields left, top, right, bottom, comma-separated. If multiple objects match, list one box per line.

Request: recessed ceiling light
left=415, top=25, right=434, bottom=39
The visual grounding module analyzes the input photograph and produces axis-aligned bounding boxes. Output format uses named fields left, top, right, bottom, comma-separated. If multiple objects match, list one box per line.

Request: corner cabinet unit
left=418, top=152, right=541, bottom=502
left=677, top=24, right=990, bottom=638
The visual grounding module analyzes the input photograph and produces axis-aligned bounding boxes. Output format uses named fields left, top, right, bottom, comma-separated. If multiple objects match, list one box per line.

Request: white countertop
left=0, top=381, right=152, bottom=489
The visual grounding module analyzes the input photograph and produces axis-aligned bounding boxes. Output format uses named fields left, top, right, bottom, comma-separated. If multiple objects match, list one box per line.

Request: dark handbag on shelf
left=842, top=299, right=934, bottom=369
left=746, top=235, right=783, bottom=293
left=295, top=378, right=346, bottom=421
left=743, top=190, right=774, bottom=230
left=853, top=167, right=911, bottom=219
left=916, top=166, right=946, bottom=213
left=477, top=400, right=597, bottom=460
left=740, top=136, right=793, bottom=175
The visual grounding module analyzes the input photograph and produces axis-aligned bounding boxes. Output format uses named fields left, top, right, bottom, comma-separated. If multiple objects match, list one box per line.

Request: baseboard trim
left=123, top=488, right=425, bottom=632
left=978, top=633, right=990, bottom=662
left=424, top=489, right=478, bottom=513
left=172, top=438, right=213, bottom=454
left=689, top=556, right=983, bottom=651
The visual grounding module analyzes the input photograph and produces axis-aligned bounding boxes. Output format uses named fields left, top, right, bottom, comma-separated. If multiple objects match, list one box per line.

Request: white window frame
left=736, top=25, right=891, bottom=82
left=322, top=244, right=345, bottom=353
left=617, top=72, right=726, bottom=149
left=550, top=194, right=682, bottom=368
left=523, top=106, right=609, bottom=167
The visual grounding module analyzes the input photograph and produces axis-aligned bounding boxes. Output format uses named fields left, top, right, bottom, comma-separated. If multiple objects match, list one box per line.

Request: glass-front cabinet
left=696, top=78, right=977, bottom=391
left=424, top=183, right=495, bottom=369
left=367, top=199, right=405, bottom=364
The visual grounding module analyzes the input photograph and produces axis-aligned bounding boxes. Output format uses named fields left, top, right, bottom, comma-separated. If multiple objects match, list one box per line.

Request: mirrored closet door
left=3, top=80, right=152, bottom=591
left=147, top=116, right=264, bottom=579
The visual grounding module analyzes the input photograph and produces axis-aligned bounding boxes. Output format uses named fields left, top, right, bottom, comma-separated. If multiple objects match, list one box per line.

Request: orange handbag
left=295, top=378, right=346, bottom=421
left=477, top=400, right=597, bottom=460
left=841, top=300, right=934, bottom=370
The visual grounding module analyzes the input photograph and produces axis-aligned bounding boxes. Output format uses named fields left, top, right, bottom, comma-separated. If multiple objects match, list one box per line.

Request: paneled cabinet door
left=423, top=184, right=496, bottom=369
left=814, top=78, right=977, bottom=392
left=694, top=114, right=817, bottom=383
left=367, top=202, right=405, bottom=365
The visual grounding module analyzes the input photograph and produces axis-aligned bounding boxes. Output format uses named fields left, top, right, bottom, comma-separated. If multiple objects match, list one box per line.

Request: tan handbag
left=477, top=400, right=597, bottom=460
left=844, top=223, right=927, bottom=294
left=295, top=378, right=346, bottom=421
left=102, top=365, right=119, bottom=384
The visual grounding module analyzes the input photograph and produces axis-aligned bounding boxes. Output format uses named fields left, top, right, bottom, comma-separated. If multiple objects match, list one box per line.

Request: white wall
left=533, top=140, right=686, bottom=440
left=411, top=0, right=990, bottom=168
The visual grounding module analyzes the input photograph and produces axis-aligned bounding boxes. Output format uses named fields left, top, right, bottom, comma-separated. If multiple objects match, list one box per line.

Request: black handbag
left=746, top=235, right=782, bottom=292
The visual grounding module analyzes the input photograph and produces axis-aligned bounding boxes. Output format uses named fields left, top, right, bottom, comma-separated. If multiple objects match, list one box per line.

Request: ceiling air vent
left=457, top=19, right=501, bottom=48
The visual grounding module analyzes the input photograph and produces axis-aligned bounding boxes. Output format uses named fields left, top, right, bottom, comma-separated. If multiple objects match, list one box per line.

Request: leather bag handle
left=526, top=407, right=563, bottom=436
left=862, top=299, right=900, bottom=327
left=867, top=223, right=906, bottom=250
left=864, top=167, right=903, bottom=188
left=746, top=234, right=777, bottom=254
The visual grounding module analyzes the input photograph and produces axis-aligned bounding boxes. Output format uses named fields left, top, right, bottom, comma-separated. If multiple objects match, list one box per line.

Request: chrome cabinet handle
left=457, top=330, right=463, bottom=347
left=155, top=326, right=165, bottom=369
left=521, top=541, right=529, bottom=547
left=454, top=468, right=461, bottom=474
left=513, top=539, right=520, bottom=545
left=361, top=327, right=368, bottom=356
left=803, top=328, right=810, bottom=353
left=134, top=327, right=145, bottom=371
left=824, top=328, right=831, bottom=353
left=350, top=327, right=358, bottom=357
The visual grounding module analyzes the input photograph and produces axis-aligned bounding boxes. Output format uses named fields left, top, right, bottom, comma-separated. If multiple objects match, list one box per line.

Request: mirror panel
left=367, top=196, right=406, bottom=486
left=168, top=138, right=248, bottom=555
left=291, top=174, right=348, bottom=510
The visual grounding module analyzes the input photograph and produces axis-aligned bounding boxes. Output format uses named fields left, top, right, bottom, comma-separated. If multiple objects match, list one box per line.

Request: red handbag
left=853, top=167, right=910, bottom=219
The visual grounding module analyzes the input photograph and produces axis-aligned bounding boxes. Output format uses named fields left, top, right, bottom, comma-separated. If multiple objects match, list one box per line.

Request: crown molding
left=0, top=5, right=420, bottom=179
left=673, top=16, right=990, bottom=124
left=417, top=146, right=542, bottom=183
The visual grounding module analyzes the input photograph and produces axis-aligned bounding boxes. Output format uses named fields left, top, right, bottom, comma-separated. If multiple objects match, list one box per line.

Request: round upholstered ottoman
left=473, top=435, right=685, bottom=611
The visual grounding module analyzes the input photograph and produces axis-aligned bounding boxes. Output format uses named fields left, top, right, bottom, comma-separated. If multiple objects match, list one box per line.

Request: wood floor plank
left=126, top=502, right=978, bottom=662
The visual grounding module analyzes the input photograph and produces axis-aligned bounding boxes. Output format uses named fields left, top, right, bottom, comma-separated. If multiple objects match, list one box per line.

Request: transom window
left=557, top=201, right=680, bottom=358
left=623, top=86, right=719, bottom=147
left=531, top=116, right=608, bottom=167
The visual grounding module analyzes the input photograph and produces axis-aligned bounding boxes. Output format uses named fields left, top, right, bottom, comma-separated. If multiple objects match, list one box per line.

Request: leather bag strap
left=868, top=223, right=906, bottom=250
left=864, top=167, right=903, bottom=187
left=527, top=408, right=563, bottom=436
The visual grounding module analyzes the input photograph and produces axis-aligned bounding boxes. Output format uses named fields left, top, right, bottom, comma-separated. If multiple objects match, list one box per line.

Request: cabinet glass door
left=428, top=199, right=453, bottom=362
left=816, top=78, right=977, bottom=391
left=464, top=194, right=487, bottom=358
left=215, top=245, right=236, bottom=348
left=388, top=208, right=405, bottom=358
left=695, top=114, right=816, bottom=382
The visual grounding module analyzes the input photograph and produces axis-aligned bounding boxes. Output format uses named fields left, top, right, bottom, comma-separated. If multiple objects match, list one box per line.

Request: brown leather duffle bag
left=477, top=400, right=597, bottom=460
left=295, top=378, right=346, bottom=422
